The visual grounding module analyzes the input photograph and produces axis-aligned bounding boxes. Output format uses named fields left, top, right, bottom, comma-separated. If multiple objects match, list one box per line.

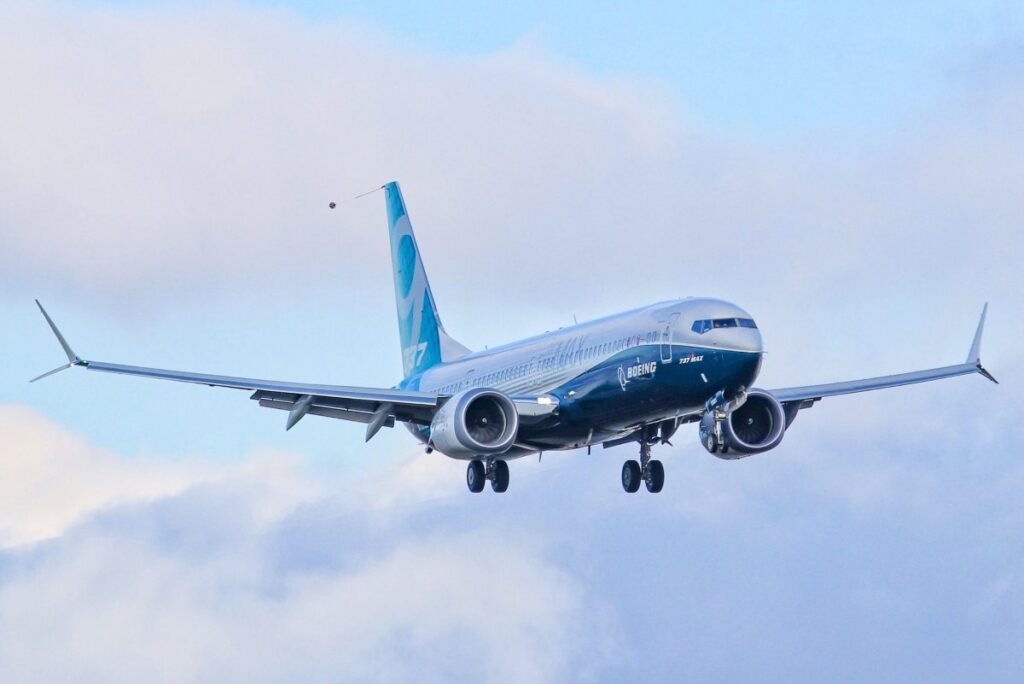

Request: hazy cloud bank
left=2, top=396, right=1024, bottom=681
left=0, top=404, right=607, bottom=682
left=0, top=1, right=1020, bottom=316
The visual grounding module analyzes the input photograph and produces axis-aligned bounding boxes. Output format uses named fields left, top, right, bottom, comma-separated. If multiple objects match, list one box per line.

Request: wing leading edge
left=769, top=304, right=997, bottom=409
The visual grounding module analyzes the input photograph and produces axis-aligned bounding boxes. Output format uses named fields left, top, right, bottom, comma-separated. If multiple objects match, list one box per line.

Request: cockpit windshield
left=691, top=318, right=757, bottom=334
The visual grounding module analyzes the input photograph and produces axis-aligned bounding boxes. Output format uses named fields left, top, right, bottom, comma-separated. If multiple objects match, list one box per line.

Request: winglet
left=31, top=300, right=85, bottom=382
left=966, top=303, right=998, bottom=384
left=967, top=303, right=987, bottom=363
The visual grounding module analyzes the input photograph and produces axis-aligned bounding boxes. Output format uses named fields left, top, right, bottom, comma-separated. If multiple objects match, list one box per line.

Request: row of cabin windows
left=691, top=318, right=757, bottom=334
left=434, top=330, right=664, bottom=394
left=573, top=330, right=661, bottom=364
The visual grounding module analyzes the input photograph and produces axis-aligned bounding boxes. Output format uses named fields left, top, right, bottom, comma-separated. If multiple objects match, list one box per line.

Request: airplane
left=33, top=181, right=998, bottom=494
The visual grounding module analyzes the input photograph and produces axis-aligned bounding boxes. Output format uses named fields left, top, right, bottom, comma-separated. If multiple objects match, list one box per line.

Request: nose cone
left=724, top=345, right=764, bottom=395
left=729, top=326, right=764, bottom=353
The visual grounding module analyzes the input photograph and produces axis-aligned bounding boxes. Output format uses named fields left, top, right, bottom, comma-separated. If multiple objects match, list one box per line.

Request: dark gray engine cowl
left=700, top=390, right=786, bottom=459
left=429, top=388, right=519, bottom=459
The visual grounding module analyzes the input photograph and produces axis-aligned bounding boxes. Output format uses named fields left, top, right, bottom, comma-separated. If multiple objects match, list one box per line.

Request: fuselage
left=400, top=297, right=764, bottom=456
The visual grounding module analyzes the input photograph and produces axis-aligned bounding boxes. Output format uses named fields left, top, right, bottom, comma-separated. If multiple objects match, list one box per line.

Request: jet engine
left=429, top=388, right=519, bottom=459
left=699, top=390, right=786, bottom=459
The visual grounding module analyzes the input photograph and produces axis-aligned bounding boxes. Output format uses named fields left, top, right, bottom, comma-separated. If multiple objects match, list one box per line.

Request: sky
left=1, top=1, right=1022, bottom=681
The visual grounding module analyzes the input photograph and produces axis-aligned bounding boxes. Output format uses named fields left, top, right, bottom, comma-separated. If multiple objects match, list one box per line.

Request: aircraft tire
left=491, top=460, right=509, bottom=493
left=622, top=460, right=642, bottom=493
left=467, top=460, right=485, bottom=493
left=705, top=433, right=718, bottom=453
left=645, top=460, right=665, bottom=493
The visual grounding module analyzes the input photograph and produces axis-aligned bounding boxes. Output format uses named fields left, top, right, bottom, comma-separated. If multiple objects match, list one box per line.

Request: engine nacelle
left=699, top=390, right=786, bottom=459
left=429, top=388, right=519, bottom=459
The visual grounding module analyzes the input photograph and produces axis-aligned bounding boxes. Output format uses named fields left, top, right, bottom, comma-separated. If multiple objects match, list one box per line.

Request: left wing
left=768, top=304, right=997, bottom=411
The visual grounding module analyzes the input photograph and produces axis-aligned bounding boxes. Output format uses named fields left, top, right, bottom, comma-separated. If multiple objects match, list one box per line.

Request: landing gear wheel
left=622, top=460, right=641, bottom=493
left=705, top=433, right=718, bottom=454
left=491, top=460, right=509, bottom=493
left=645, top=460, right=665, bottom=493
left=467, top=460, right=485, bottom=493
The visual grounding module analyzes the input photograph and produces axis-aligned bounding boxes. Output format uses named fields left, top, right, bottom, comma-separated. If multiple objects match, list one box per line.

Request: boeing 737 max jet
left=33, top=182, right=997, bottom=493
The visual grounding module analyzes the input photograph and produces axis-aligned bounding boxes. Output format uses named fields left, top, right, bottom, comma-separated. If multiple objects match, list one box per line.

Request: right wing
left=86, top=359, right=441, bottom=436
left=31, top=300, right=439, bottom=440
left=31, top=301, right=559, bottom=440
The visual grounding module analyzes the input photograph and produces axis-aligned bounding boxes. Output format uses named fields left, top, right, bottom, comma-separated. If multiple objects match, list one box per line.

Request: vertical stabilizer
left=384, top=182, right=470, bottom=378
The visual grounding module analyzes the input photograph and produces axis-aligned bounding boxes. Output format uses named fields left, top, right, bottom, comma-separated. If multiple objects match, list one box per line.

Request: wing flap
left=257, top=394, right=397, bottom=427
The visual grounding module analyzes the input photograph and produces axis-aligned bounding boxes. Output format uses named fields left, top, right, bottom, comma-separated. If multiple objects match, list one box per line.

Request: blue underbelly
left=542, top=344, right=762, bottom=436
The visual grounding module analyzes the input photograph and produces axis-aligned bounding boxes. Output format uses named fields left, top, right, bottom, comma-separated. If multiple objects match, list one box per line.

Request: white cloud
left=0, top=404, right=606, bottom=682
left=0, top=530, right=591, bottom=683
left=0, top=404, right=319, bottom=547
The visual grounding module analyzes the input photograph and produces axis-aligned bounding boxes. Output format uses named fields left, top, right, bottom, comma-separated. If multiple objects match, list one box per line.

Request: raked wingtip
left=33, top=300, right=86, bottom=381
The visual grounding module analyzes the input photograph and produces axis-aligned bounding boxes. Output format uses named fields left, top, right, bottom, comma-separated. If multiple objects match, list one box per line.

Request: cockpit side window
left=692, top=317, right=758, bottom=334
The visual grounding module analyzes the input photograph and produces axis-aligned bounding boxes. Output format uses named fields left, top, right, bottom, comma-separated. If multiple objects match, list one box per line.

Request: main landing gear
left=622, top=440, right=664, bottom=494
left=466, top=458, right=510, bottom=493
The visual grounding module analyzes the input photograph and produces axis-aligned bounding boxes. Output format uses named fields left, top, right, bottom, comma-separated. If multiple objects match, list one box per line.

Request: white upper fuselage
left=405, top=297, right=764, bottom=397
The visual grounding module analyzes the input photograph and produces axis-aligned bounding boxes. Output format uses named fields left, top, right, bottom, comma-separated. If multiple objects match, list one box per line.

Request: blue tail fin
left=384, top=182, right=470, bottom=378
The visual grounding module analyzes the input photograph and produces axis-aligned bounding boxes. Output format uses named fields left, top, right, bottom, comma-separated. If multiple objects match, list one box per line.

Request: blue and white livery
left=33, top=181, right=998, bottom=494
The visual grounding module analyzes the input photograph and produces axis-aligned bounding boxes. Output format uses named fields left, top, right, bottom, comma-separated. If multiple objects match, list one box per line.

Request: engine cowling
left=699, top=390, right=786, bottom=459
left=429, top=388, right=519, bottom=459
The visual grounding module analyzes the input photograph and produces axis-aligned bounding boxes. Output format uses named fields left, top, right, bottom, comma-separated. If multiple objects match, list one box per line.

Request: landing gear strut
left=466, top=458, right=510, bottom=494
left=622, top=432, right=664, bottom=494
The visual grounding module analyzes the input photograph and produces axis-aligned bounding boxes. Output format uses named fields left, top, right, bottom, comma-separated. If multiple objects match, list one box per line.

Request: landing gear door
left=660, top=313, right=679, bottom=364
